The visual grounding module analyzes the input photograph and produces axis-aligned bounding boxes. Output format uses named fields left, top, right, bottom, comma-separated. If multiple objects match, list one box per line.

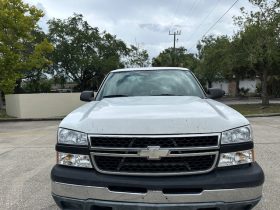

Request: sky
left=23, top=0, right=256, bottom=58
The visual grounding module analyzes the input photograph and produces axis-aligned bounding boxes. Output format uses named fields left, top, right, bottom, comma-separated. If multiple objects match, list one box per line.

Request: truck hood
left=59, top=96, right=249, bottom=134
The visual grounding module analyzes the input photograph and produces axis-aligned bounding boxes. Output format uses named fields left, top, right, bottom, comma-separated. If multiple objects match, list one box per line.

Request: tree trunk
left=80, top=77, right=86, bottom=91
left=0, top=91, right=4, bottom=109
left=14, top=79, right=24, bottom=94
left=208, top=81, right=212, bottom=88
left=261, top=69, right=269, bottom=105
left=236, top=78, right=240, bottom=96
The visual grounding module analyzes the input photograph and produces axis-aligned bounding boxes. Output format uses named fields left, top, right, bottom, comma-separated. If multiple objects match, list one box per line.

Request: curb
left=244, top=113, right=280, bottom=118
left=0, top=117, right=64, bottom=122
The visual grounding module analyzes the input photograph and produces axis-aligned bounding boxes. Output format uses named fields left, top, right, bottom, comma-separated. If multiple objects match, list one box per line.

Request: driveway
left=0, top=118, right=279, bottom=210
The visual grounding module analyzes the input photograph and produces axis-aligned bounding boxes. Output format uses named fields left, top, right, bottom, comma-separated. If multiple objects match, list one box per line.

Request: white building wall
left=239, top=79, right=260, bottom=93
left=211, top=81, right=229, bottom=94
left=5, top=93, right=86, bottom=118
left=212, top=79, right=260, bottom=94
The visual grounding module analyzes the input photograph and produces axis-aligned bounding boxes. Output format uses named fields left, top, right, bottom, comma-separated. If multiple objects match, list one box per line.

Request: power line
left=169, top=0, right=183, bottom=31
left=187, top=0, right=203, bottom=20
left=188, top=0, right=240, bottom=52
left=168, top=0, right=203, bottom=54
left=186, top=0, right=221, bottom=49
left=169, top=0, right=199, bottom=35
left=201, top=0, right=240, bottom=38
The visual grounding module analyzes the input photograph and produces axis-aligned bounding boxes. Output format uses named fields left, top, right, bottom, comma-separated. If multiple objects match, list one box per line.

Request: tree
left=0, top=0, right=53, bottom=105
left=15, top=29, right=54, bottom=93
left=48, top=14, right=130, bottom=91
left=226, top=34, right=257, bottom=95
left=22, top=75, right=52, bottom=93
left=124, top=45, right=150, bottom=68
left=233, top=0, right=280, bottom=105
left=152, top=47, right=198, bottom=70
left=196, top=35, right=231, bottom=87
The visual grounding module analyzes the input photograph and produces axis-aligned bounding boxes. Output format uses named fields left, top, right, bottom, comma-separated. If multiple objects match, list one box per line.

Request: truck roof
left=111, top=67, right=190, bottom=73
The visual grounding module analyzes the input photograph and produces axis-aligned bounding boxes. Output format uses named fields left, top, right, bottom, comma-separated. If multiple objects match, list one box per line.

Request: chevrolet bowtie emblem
left=138, top=146, right=170, bottom=160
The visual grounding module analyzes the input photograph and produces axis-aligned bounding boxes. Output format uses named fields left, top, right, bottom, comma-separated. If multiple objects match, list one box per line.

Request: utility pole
left=169, top=30, right=181, bottom=66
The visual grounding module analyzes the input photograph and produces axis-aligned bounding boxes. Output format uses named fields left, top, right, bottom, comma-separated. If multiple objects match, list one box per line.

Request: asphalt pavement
left=0, top=118, right=279, bottom=210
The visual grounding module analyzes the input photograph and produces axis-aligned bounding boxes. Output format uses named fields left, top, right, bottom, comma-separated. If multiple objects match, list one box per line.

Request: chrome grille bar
left=89, top=133, right=220, bottom=176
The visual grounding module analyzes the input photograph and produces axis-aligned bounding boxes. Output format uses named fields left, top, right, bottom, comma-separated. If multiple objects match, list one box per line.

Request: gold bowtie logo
left=138, top=146, right=170, bottom=160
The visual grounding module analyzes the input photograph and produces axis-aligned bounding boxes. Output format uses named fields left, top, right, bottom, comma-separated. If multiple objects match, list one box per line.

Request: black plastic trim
left=220, top=142, right=254, bottom=153
left=56, top=144, right=89, bottom=155
left=51, top=162, right=264, bottom=191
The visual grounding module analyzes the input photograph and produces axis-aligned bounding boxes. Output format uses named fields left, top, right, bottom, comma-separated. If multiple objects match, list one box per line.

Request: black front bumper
left=51, top=163, right=264, bottom=210
left=51, top=163, right=264, bottom=191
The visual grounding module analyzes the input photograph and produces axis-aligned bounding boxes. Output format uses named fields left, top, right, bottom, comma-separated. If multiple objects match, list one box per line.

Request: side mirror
left=80, top=91, right=94, bottom=102
left=207, top=88, right=225, bottom=99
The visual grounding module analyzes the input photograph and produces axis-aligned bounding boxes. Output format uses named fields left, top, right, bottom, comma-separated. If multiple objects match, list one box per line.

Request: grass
left=229, top=104, right=280, bottom=115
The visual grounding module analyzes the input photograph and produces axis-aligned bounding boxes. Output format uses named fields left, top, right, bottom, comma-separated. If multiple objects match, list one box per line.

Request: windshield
left=96, top=70, right=205, bottom=100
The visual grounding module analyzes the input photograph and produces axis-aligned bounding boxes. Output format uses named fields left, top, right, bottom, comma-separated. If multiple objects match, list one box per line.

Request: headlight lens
left=57, top=152, right=92, bottom=168
left=221, top=126, right=252, bottom=144
left=58, top=128, right=88, bottom=145
left=218, top=149, right=254, bottom=167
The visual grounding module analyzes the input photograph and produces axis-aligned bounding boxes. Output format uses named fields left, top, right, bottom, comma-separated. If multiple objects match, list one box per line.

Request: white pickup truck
left=51, top=67, right=264, bottom=210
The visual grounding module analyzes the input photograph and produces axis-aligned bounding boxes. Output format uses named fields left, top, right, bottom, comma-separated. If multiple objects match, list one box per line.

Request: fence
left=5, top=93, right=85, bottom=118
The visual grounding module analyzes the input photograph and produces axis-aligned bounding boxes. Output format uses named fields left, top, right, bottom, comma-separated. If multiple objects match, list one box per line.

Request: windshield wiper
left=151, top=93, right=180, bottom=96
left=103, top=94, right=129, bottom=98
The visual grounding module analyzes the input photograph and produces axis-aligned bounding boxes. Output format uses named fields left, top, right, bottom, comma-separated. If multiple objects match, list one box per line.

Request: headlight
left=221, top=126, right=252, bottom=144
left=57, top=152, right=92, bottom=168
left=218, top=149, right=254, bottom=167
left=58, top=128, right=88, bottom=145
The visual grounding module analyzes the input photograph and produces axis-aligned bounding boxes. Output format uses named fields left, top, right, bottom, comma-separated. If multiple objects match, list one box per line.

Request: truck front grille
left=89, top=134, right=220, bottom=176
left=90, top=135, right=218, bottom=148
left=94, top=155, right=216, bottom=173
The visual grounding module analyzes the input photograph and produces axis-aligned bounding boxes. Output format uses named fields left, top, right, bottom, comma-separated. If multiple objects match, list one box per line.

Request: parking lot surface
left=0, top=117, right=279, bottom=210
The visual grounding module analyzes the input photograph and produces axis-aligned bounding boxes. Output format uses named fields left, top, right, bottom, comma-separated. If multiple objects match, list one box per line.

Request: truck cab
left=51, top=67, right=264, bottom=210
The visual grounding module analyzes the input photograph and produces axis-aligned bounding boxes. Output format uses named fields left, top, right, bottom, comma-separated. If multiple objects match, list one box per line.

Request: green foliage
left=196, top=35, right=231, bottom=86
left=0, top=0, right=53, bottom=94
left=256, top=76, right=280, bottom=98
left=124, top=45, right=150, bottom=68
left=53, top=75, right=67, bottom=89
left=232, top=0, right=280, bottom=104
left=0, top=108, right=11, bottom=118
left=48, top=14, right=130, bottom=91
left=152, top=47, right=198, bottom=70
left=227, top=35, right=256, bottom=81
left=22, top=77, right=52, bottom=93
left=238, top=87, right=250, bottom=97
left=15, top=30, right=54, bottom=93
left=193, top=0, right=280, bottom=103
left=268, top=77, right=280, bottom=98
